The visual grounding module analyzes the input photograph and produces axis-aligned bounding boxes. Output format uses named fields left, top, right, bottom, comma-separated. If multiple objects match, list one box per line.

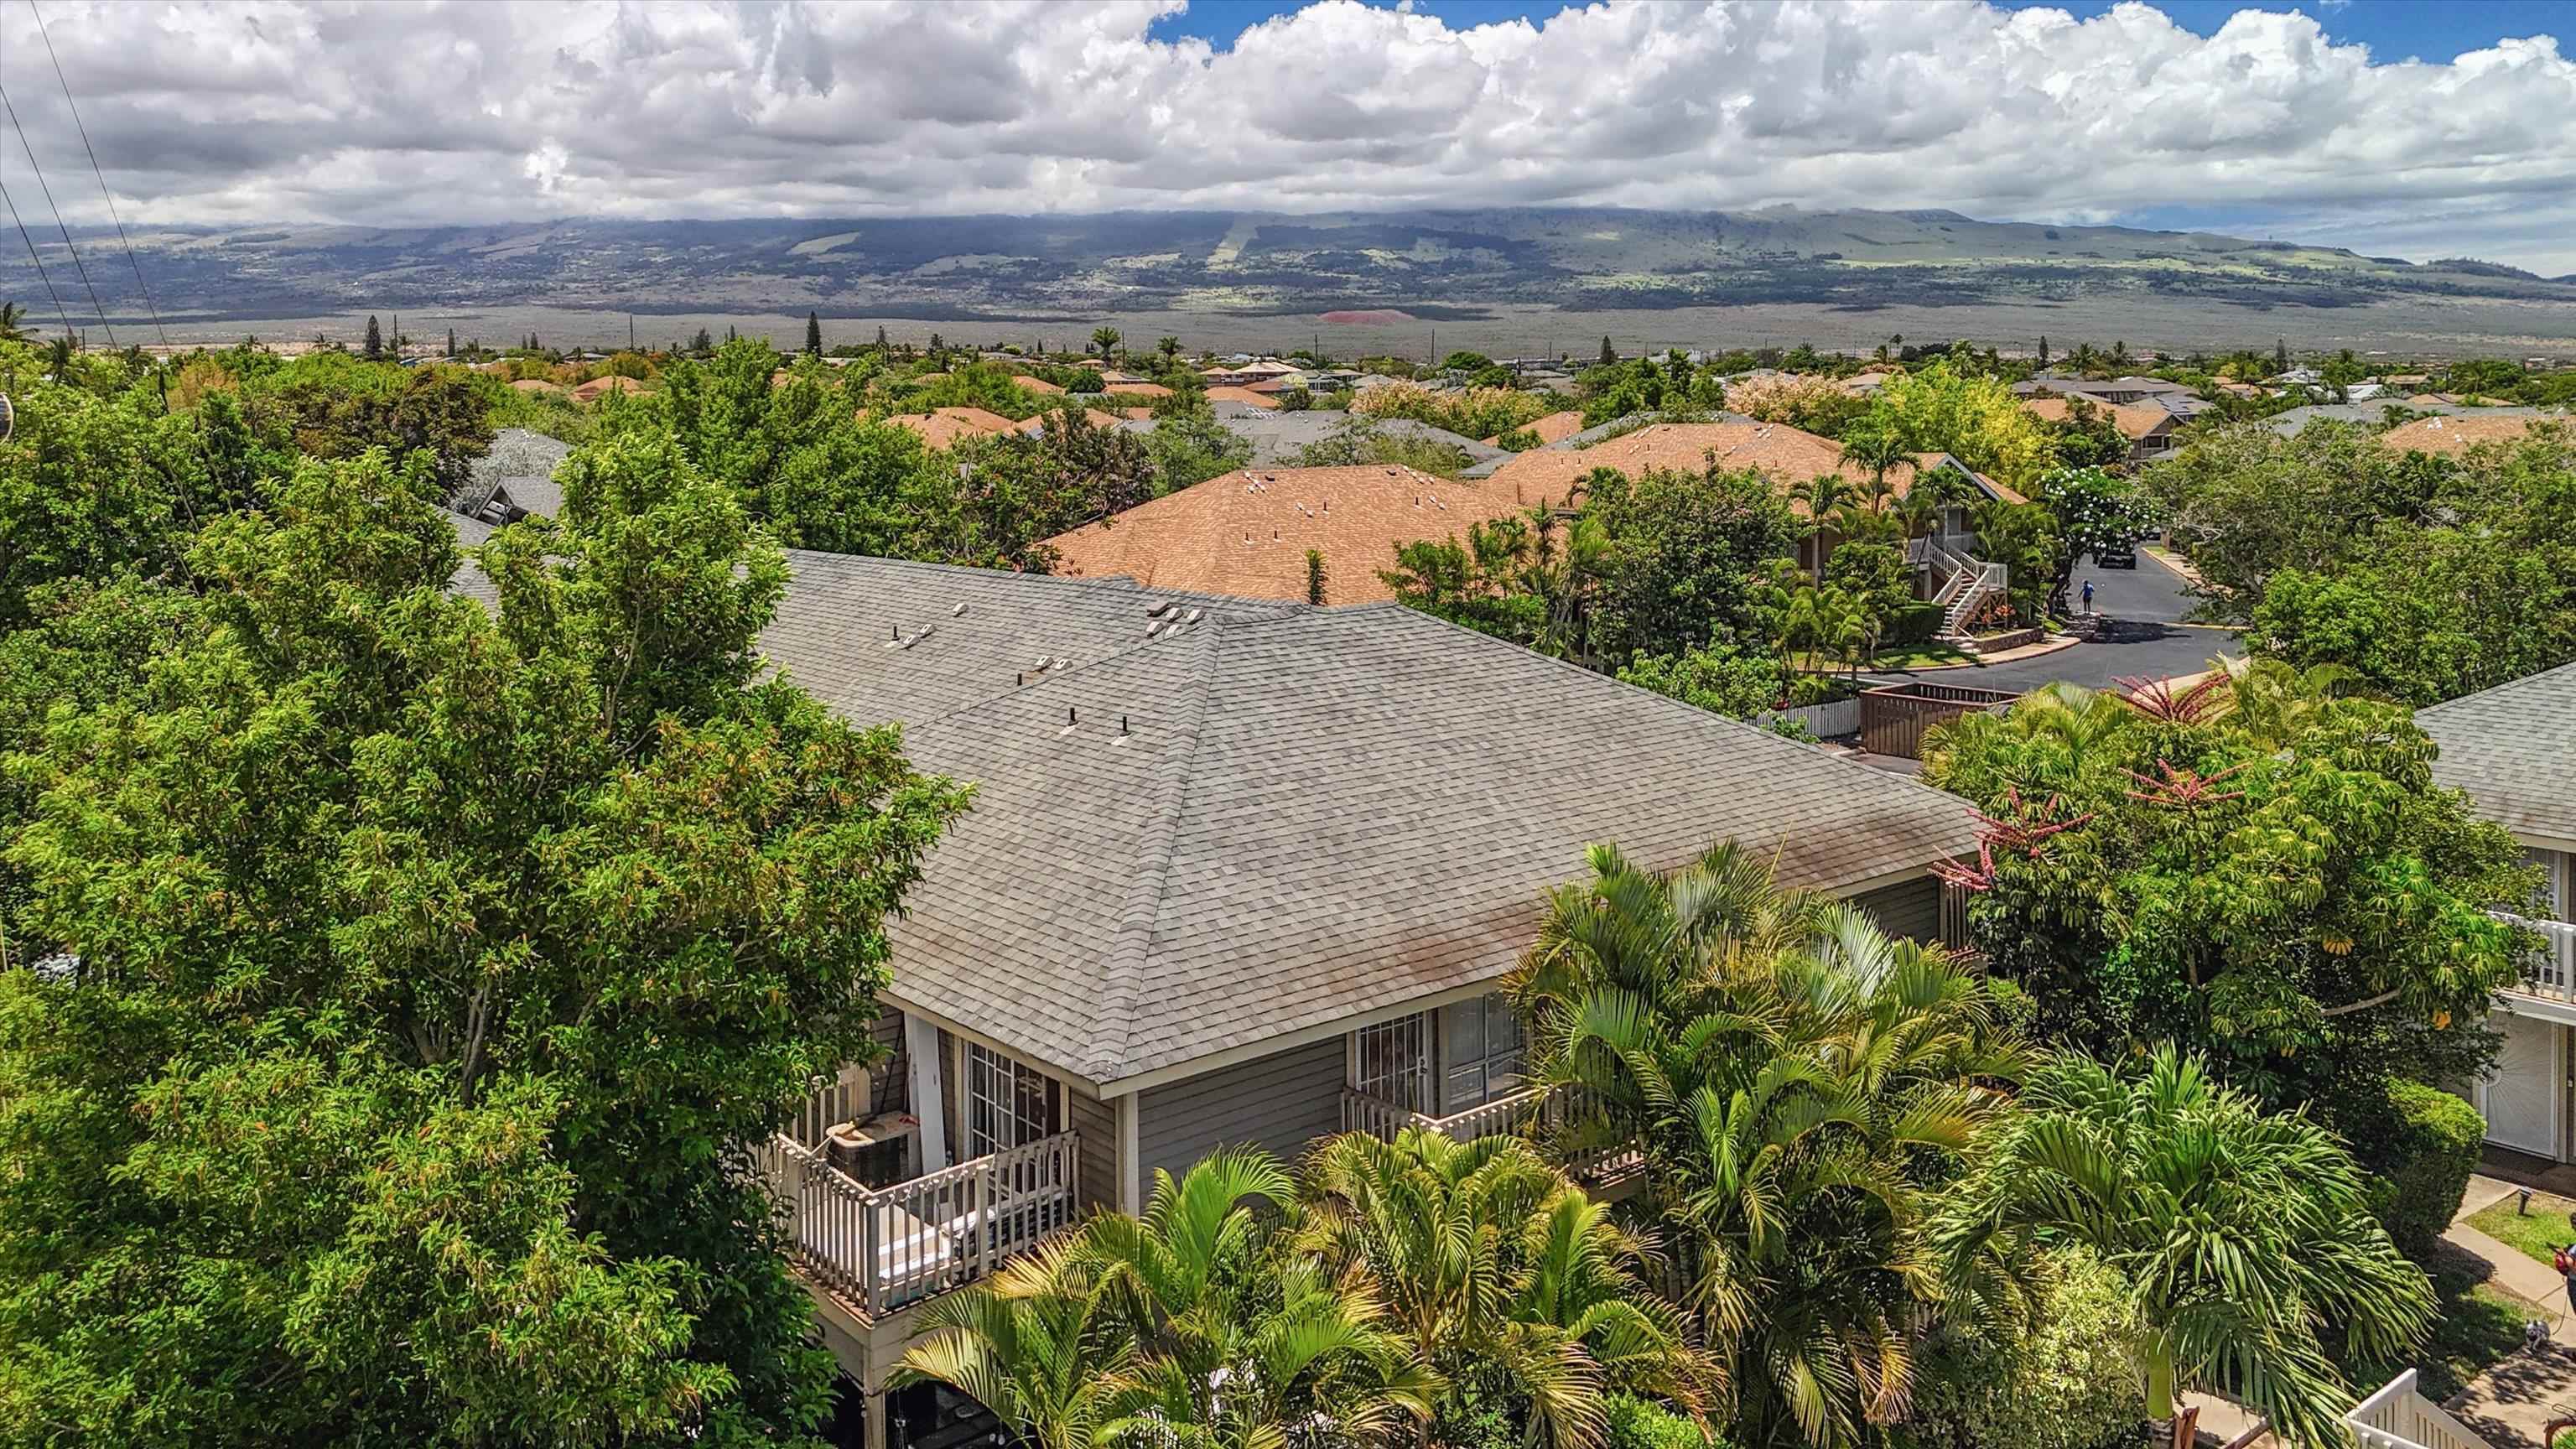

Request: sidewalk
left=2445, top=1175, right=2576, bottom=1447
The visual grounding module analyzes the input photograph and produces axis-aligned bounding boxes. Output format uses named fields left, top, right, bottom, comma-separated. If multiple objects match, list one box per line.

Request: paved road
left=2071, top=547, right=2200, bottom=624
left=1868, top=550, right=2240, bottom=693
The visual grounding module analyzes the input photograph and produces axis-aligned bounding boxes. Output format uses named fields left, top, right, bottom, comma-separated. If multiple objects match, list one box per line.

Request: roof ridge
left=2418, top=655, right=2576, bottom=718
left=1083, top=625, right=1218, bottom=1079
left=1357, top=602, right=1981, bottom=827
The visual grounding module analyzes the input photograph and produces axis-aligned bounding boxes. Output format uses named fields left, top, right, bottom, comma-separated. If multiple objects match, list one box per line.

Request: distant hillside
left=8, top=206, right=2568, bottom=325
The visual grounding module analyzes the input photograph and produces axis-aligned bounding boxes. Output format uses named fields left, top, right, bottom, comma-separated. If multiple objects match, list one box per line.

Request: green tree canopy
left=0, top=440, right=966, bottom=1445
left=1922, top=671, right=2530, bottom=1119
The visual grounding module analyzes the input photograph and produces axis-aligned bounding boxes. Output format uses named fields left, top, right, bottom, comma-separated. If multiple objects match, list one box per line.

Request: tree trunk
left=2143, top=1332, right=2180, bottom=1449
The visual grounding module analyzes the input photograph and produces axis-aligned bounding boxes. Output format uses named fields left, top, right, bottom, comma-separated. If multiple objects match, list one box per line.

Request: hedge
left=1890, top=600, right=1946, bottom=646
left=1605, top=1394, right=1727, bottom=1449
left=2374, top=1078, right=2485, bottom=1259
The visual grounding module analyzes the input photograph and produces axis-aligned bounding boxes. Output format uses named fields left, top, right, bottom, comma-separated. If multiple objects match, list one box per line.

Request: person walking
left=2080, top=578, right=2096, bottom=615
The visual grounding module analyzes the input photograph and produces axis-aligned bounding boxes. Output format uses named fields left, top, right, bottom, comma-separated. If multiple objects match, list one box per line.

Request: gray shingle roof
left=2419, top=660, right=2576, bottom=848
left=760, top=557, right=1975, bottom=1086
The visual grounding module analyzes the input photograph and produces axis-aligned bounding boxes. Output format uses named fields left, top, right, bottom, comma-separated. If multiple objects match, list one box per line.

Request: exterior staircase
left=1923, top=543, right=2008, bottom=642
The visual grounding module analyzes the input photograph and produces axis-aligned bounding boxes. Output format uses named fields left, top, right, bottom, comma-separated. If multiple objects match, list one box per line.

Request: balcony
left=2495, top=911, right=2576, bottom=1006
left=1338, top=1083, right=1642, bottom=1183
left=757, top=1079, right=1080, bottom=1320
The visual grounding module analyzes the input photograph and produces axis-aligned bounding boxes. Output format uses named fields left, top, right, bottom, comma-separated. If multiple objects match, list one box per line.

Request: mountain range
left=7, top=206, right=2572, bottom=328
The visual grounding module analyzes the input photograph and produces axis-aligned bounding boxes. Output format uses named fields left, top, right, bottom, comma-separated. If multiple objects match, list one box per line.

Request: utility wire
left=28, top=1, right=165, bottom=344
left=0, top=174, right=77, bottom=340
left=0, top=77, right=116, bottom=346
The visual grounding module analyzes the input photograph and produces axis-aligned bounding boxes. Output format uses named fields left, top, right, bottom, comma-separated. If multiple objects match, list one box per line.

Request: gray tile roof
left=759, top=558, right=1975, bottom=1086
left=2419, top=660, right=2576, bottom=848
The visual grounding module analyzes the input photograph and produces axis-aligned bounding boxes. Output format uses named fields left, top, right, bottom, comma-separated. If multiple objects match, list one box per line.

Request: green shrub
left=1889, top=600, right=1945, bottom=646
left=1496, top=427, right=1542, bottom=452
left=2370, top=1078, right=2486, bottom=1259
left=1603, top=1393, right=1723, bottom=1449
left=1903, top=1248, right=2145, bottom=1449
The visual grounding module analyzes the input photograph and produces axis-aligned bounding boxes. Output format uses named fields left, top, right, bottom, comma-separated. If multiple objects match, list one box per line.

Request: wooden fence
left=1859, top=682, right=2020, bottom=760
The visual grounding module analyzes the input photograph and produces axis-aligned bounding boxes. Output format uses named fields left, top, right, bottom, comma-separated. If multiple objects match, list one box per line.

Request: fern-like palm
left=896, top=1148, right=1434, bottom=1449
left=1509, top=841, right=2025, bottom=1448
left=1295, top=1128, right=1713, bottom=1449
left=1935, top=1046, right=2435, bottom=1448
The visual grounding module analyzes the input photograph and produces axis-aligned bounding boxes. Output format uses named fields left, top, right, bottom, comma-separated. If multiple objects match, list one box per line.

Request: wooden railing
left=2496, top=911, right=2576, bottom=1005
left=2345, top=1369, right=2491, bottom=1449
left=756, top=1129, right=1079, bottom=1319
left=787, top=1074, right=874, bottom=1150
left=1339, top=1084, right=1642, bottom=1183
left=1860, top=681, right=2020, bottom=760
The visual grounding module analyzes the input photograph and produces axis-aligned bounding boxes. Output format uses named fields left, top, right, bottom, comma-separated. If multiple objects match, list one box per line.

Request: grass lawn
left=1787, top=643, right=1977, bottom=673
left=2342, top=1240, right=2538, bottom=1401
left=2464, top=1191, right=2576, bottom=1269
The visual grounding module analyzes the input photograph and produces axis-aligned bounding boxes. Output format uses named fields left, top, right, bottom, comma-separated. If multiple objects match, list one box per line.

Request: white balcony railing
left=2345, top=1369, right=2491, bottom=1449
left=756, top=1129, right=1079, bottom=1318
left=2496, top=911, right=2576, bottom=1004
left=1338, top=1083, right=1642, bottom=1183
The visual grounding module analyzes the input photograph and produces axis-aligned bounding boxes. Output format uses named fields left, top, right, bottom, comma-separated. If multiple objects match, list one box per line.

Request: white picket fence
left=1752, top=698, right=1861, bottom=738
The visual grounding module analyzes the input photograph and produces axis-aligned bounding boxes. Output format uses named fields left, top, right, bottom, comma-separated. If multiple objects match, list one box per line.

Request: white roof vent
left=1184, top=607, right=1204, bottom=625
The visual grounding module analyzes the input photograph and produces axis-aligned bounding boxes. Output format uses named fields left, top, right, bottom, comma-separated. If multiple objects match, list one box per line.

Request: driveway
left=1865, top=552, right=2240, bottom=694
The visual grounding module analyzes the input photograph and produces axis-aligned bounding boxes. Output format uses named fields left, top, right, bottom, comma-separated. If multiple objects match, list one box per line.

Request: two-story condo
left=699, top=550, right=1983, bottom=1446
left=2418, top=662, right=2576, bottom=1161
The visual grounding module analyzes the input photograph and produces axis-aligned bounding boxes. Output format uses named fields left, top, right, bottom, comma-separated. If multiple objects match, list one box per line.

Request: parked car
left=2094, top=543, right=2137, bottom=569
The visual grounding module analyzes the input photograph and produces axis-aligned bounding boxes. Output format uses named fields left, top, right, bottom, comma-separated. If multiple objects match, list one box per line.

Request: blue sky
left=1148, top=0, right=2568, bottom=63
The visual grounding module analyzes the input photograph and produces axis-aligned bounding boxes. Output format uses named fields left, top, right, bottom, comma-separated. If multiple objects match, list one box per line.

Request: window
left=1441, top=995, right=1525, bottom=1113
left=1354, top=1013, right=1431, bottom=1112
left=963, top=1041, right=1060, bottom=1159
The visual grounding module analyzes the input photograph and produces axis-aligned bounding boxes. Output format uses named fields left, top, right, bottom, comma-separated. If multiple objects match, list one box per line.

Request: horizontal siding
left=1066, top=1088, right=1119, bottom=1212
left=1850, top=875, right=1940, bottom=944
left=1136, top=1036, right=1346, bottom=1190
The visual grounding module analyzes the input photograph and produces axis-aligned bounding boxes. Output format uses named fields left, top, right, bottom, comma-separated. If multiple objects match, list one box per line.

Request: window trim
left=962, top=1039, right=1062, bottom=1159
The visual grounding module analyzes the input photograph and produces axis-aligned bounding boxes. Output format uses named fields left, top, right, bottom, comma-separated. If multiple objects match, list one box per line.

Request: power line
left=0, top=174, right=77, bottom=340
left=0, top=77, right=116, bottom=346
left=28, top=0, right=165, bottom=345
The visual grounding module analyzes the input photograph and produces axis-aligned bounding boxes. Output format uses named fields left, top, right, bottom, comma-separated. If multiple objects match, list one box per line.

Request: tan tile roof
left=1479, top=410, right=1587, bottom=447
left=1122, top=407, right=1157, bottom=421
left=1104, top=382, right=1173, bottom=399
left=508, top=378, right=568, bottom=395
left=887, top=406, right=1021, bottom=449
left=2021, top=394, right=2174, bottom=440
left=2381, top=413, right=2547, bottom=455
left=1484, top=422, right=1978, bottom=512
left=1019, top=376, right=1067, bottom=395
left=1041, top=465, right=1550, bottom=605
left=1204, top=386, right=1284, bottom=410
left=569, top=375, right=642, bottom=402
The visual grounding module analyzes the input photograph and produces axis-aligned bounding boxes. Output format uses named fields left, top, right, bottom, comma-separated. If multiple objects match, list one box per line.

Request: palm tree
left=0, top=300, right=29, bottom=342
left=893, top=1238, right=1137, bottom=1449
left=1841, top=429, right=1909, bottom=508
left=1935, top=1046, right=2435, bottom=1449
left=898, top=1148, right=1436, bottom=1449
left=1918, top=681, right=2140, bottom=800
left=1090, top=325, right=1123, bottom=360
left=2224, top=658, right=2363, bottom=747
left=1789, top=475, right=1857, bottom=581
left=1156, top=335, right=1182, bottom=365
left=1509, top=842, right=2025, bottom=1449
left=1295, top=1129, right=1712, bottom=1449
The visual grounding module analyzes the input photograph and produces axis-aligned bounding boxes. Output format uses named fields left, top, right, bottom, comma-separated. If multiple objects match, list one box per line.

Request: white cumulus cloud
left=0, top=0, right=2568, bottom=272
